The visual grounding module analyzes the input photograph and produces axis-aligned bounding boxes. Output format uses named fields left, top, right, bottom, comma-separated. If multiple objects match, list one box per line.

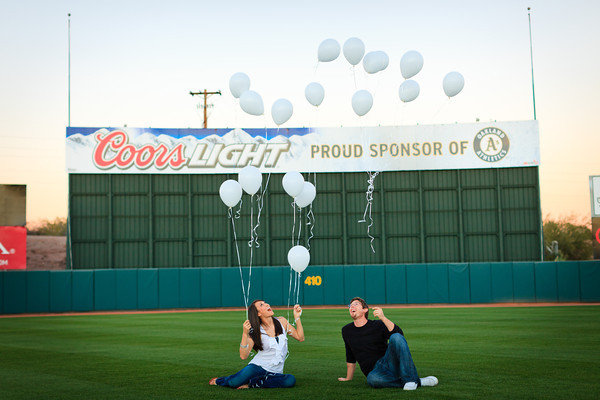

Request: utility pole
left=189, top=89, right=221, bottom=128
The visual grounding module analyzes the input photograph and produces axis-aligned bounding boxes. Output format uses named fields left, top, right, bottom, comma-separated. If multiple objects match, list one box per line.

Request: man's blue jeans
left=216, top=363, right=296, bottom=388
left=366, top=333, right=420, bottom=388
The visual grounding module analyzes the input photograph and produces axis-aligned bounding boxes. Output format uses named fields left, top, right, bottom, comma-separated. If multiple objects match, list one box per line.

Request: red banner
left=0, top=226, right=27, bottom=270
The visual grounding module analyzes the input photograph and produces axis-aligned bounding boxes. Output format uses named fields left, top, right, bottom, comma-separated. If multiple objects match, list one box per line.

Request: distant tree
left=27, top=217, right=67, bottom=236
left=543, top=216, right=593, bottom=260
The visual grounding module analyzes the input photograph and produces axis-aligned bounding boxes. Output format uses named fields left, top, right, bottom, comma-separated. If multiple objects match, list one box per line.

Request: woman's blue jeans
left=216, top=363, right=296, bottom=388
left=366, top=333, right=421, bottom=388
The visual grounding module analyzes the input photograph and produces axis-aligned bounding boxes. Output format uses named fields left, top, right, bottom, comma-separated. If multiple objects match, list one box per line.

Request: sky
left=0, top=0, right=598, bottom=223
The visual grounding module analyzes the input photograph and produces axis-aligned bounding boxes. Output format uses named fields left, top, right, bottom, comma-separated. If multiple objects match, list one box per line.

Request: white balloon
left=351, top=90, right=373, bottom=117
left=443, top=72, right=465, bottom=98
left=294, top=182, right=316, bottom=208
left=229, top=72, right=251, bottom=98
left=239, top=90, right=264, bottom=116
left=317, top=38, right=340, bottom=62
left=305, top=82, right=325, bottom=107
left=400, top=51, right=424, bottom=79
left=343, top=37, right=365, bottom=66
left=363, top=51, right=388, bottom=74
left=282, top=171, right=305, bottom=198
left=288, top=245, right=310, bottom=273
left=374, top=51, right=389, bottom=72
left=219, top=180, right=242, bottom=208
left=362, top=51, right=380, bottom=74
left=238, top=165, right=262, bottom=195
left=399, top=80, right=420, bottom=103
left=271, top=98, right=293, bottom=126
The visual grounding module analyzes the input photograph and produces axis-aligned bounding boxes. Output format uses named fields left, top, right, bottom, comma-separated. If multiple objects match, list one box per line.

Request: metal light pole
left=528, top=7, right=536, bottom=120
left=68, top=13, right=71, bottom=127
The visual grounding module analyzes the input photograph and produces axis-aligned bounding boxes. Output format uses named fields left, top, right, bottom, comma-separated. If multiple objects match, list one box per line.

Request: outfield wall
left=1, top=261, right=599, bottom=314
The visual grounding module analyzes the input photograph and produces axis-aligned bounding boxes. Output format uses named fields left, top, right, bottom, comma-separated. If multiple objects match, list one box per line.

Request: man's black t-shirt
left=342, top=319, right=403, bottom=377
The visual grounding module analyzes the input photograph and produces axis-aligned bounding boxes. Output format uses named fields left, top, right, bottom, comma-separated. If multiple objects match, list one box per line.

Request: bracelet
left=294, top=317, right=301, bottom=323
left=240, top=344, right=249, bottom=348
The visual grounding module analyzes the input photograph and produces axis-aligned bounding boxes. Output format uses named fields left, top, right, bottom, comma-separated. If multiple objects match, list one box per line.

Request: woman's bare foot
left=209, top=377, right=218, bottom=386
left=236, top=384, right=249, bottom=389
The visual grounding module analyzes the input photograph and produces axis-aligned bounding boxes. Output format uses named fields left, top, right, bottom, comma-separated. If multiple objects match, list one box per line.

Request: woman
left=209, top=300, right=304, bottom=389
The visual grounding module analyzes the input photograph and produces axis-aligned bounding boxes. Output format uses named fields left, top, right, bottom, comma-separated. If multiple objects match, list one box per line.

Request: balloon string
left=230, top=208, right=249, bottom=319
left=358, top=171, right=379, bottom=253
left=247, top=196, right=253, bottom=301
left=235, top=196, right=243, bottom=219
left=291, top=201, right=297, bottom=246
left=253, top=172, right=271, bottom=249
left=248, top=195, right=254, bottom=248
left=297, top=206, right=303, bottom=246
left=295, top=272, right=301, bottom=305
left=286, top=266, right=293, bottom=325
left=307, top=205, right=315, bottom=251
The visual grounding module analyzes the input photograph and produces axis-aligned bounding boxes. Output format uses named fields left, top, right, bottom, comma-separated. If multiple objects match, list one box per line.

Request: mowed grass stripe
left=1, top=306, right=599, bottom=400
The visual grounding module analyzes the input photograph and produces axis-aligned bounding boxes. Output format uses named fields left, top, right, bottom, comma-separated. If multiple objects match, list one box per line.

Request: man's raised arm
left=372, top=307, right=396, bottom=332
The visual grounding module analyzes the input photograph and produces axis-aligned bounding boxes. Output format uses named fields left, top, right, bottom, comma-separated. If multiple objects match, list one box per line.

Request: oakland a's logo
left=473, top=127, right=510, bottom=162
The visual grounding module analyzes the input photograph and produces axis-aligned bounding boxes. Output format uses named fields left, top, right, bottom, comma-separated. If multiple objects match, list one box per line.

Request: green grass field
left=1, top=306, right=599, bottom=400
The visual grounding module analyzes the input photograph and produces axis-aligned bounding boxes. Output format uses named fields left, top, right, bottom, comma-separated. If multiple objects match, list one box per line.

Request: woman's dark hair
left=248, top=300, right=283, bottom=351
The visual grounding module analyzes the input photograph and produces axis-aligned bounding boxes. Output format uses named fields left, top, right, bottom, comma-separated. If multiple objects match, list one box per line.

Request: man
left=338, top=297, right=438, bottom=390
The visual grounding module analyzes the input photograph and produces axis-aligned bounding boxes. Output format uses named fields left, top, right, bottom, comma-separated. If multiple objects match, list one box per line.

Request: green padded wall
left=50, top=271, right=71, bottom=312
left=94, top=270, right=116, bottom=311
left=406, top=265, right=428, bottom=304
left=580, top=261, right=600, bottom=301
left=4, top=271, right=27, bottom=313
left=262, top=266, right=284, bottom=306
left=491, top=263, right=513, bottom=302
left=2, top=262, right=599, bottom=314
left=365, top=265, right=386, bottom=305
left=72, top=270, right=94, bottom=311
left=427, top=264, right=449, bottom=303
left=27, top=271, right=50, bottom=313
left=344, top=265, right=365, bottom=302
left=116, top=269, right=137, bottom=310
left=158, top=269, right=180, bottom=309
left=323, top=266, right=344, bottom=305
left=534, top=263, right=558, bottom=302
left=138, top=269, right=158, bottom=309
left=385, top=265, right=407, bottom=304
left=448, top=264, right=470, bottom=303
left=200, top=268, right=221, bottom=308
left=303, top=266, right=324, bottom=306
left=470, top=263, right=492, bottom=303
left=179, top=268, right=201, bottom=308
left=513, top=262, right=535, bottom=302
left=0, top=272, right=3, bottom=313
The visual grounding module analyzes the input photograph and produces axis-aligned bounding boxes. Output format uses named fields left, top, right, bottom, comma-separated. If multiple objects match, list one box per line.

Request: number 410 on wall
left=304, top=276, right=322, bottom=286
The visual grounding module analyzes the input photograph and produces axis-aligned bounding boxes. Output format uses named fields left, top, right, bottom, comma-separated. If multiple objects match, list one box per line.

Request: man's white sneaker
left=403, top=382, right=418, bottom=390
left=420, top=376, right=439, bottom=387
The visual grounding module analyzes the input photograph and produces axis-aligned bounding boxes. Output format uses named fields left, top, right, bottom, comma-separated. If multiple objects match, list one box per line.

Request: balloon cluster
left=218, top=165, right=263, bottom=208
left=282, top=171, right=314, bottom=273
left=315, top=37, right=465, bottom=115
left=230, top=72, right=294, bottom=126
left=231, top=37, right=465, bottom=125
left=219, top=169, right=315, bottom=273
